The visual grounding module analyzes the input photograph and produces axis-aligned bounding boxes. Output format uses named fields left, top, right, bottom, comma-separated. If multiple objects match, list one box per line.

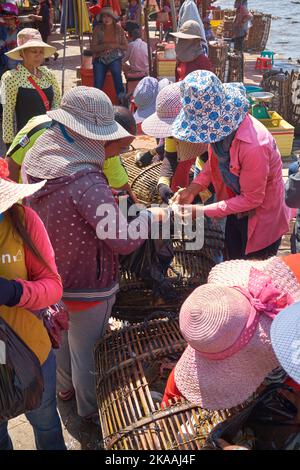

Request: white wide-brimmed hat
left=0, top=160, right=45, bottom=214
left=271, top=301, right=300, bottom=386
left=5, top=28, right=56, bottom=60
left=47, top=86, right=132, bottom=141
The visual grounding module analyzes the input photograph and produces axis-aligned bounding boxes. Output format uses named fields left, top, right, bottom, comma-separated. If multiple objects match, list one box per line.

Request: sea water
left=215, top=0, right=300, bottom=60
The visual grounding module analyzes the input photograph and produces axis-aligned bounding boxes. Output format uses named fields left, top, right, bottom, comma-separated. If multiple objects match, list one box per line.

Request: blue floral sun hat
left=172, top=70, right=249, bottom=144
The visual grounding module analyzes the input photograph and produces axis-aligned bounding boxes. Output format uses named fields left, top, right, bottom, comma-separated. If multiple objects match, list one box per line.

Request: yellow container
left=265, top=118, right=295, bottom=158
left=210, top=19, right=223, bottom=28
left=258, top=111, right=283, bottom=128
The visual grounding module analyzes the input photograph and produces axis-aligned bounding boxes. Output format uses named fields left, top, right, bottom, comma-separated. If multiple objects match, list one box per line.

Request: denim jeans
left=93, top=57, right=124, bottom=96
left=0, top=350, right=66, bottom=450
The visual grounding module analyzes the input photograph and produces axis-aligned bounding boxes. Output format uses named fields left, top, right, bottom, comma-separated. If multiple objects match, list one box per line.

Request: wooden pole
left=169, top=0, right=177, bottom=33
left=61, top=0, right=69, bottom=95
left=144, top=0, right=153, bottom=76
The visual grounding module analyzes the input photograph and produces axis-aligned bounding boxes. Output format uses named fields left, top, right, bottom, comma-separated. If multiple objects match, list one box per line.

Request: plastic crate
left=157, top=52, right=176, bottom=77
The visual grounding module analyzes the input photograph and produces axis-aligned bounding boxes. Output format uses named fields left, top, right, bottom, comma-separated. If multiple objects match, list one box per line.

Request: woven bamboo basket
left=244, top=13, right=272, bottom=52
left=95, top=317, right=237, bottom=450
left=208, top=42, right=229, bottom=82
left=261, top=70, right=292, bottom=122
left=112, top=219, right=225, bottom=322
left=121, top=150, right=162, bottom=204
left=226, top=51, right=244, bottom=83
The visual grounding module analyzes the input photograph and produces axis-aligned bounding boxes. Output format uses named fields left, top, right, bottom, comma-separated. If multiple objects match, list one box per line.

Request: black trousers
left=225, top=214, right=282, bottom=260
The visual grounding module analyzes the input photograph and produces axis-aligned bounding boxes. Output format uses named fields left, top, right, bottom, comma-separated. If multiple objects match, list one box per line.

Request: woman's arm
left=1, top=71, right=18, bottom=145
left=16, top=206, right=63, bottom=309
left=117, top=24, right=128, bottom=51
left=203, top=146, right=269, bottom=218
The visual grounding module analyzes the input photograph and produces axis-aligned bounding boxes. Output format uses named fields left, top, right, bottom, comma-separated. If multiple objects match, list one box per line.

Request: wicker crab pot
left=113, top=223, right=224, bottom=322
left=121, top=150, right=162, bottom=204
left=95, top=317, right=235, bottom=450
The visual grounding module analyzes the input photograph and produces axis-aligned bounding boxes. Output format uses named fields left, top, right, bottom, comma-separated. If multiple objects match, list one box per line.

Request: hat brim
left=271, top=302, right=300, bottom=386
left=47, top=109, right=132, bottom=141
left=134, top=102, right=156, bottom=124
left=5, top=41, right=57, bottom=60
left=170, top=31, right=202, bottom=39
left=99, top=9, right=119, bottom=21
left=0, top=179, right=46, bottom=214
left=141, top=112, right=176, bottom=138
left=172, top=83, right=249, bottom=144
left=175, top=316, right=279, bottom=410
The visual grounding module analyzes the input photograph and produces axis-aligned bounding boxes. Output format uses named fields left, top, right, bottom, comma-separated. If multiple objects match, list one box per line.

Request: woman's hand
left=146, top=206, right=170, bottom=223
left=171, top=182, right=202, bottom=205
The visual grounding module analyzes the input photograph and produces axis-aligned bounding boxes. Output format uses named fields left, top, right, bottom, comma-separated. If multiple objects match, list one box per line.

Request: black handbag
left=0, top=317, right=44, bottom=422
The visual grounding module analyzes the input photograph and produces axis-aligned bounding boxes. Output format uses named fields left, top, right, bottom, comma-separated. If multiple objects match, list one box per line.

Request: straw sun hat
left=170, top=20, right=204, bottom=40
left=5, top=28, right=56, bottom=61
left=47, top=86, right=132, bottom=141
left=0, top=159, right=45, bottom=215
left=175, top=256, right=300, bottom=411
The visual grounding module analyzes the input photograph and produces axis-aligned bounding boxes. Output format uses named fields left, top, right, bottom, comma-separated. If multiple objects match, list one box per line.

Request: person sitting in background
left=91, top=7, right=127, bottom=103
left=232, top=0, right=252, bottom=52
left=1, top=28, right=60, bottom=149
left=122, top=27, right=149, bottom=79
left=170, top=20, right=214, bottom=81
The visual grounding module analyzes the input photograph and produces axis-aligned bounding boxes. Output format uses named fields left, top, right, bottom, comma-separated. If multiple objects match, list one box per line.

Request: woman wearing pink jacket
left=172, top=71, right=290, bottom=259
left=0, top=159, right=66, bottom=450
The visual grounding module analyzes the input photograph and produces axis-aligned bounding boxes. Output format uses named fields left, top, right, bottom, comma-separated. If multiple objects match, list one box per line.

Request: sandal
left=58, top=389, right=75, bottom=401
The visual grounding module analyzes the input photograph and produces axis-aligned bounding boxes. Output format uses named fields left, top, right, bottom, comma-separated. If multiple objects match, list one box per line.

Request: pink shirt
left=17, top=206, right=63, bottom=309
left=194, top=114, right=291, bottom=254
left=123, top=38, right=149, bottom=76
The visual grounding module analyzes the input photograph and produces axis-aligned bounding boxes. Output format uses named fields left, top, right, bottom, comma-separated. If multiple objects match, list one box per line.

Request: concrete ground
left=4, top=26, right=300, bottom=450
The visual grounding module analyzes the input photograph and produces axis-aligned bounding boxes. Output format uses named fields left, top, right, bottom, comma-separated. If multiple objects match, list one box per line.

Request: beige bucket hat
left=170, top=20, right=205, bottom=39
left=99, top=6, right=119, bottom=21
left=5, top=28, right=56, bottom=60
left=47, top=86, right=133, bottom=141
left=0, top=160, right=45, bottom=214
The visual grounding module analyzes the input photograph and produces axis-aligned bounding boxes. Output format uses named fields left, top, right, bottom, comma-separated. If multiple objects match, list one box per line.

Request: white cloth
left=178, top=0, right=207, bottom=51
left=123, top=38, right=149, bottom=76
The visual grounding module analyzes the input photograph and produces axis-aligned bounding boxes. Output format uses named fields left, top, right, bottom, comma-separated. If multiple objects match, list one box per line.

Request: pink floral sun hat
left=175, top=258, right=300, bottom=411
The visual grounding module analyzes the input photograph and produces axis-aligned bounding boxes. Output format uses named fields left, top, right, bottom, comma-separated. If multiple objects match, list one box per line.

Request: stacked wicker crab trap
left=94, top=317, right=238, bottom=450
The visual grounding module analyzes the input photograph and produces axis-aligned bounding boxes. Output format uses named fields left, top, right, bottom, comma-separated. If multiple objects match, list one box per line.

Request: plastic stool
left=102, top=71, right=118, bottom=105
left=255, top=57, right=273, bottom=71
left=261, top=50, right=274, bottom=64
